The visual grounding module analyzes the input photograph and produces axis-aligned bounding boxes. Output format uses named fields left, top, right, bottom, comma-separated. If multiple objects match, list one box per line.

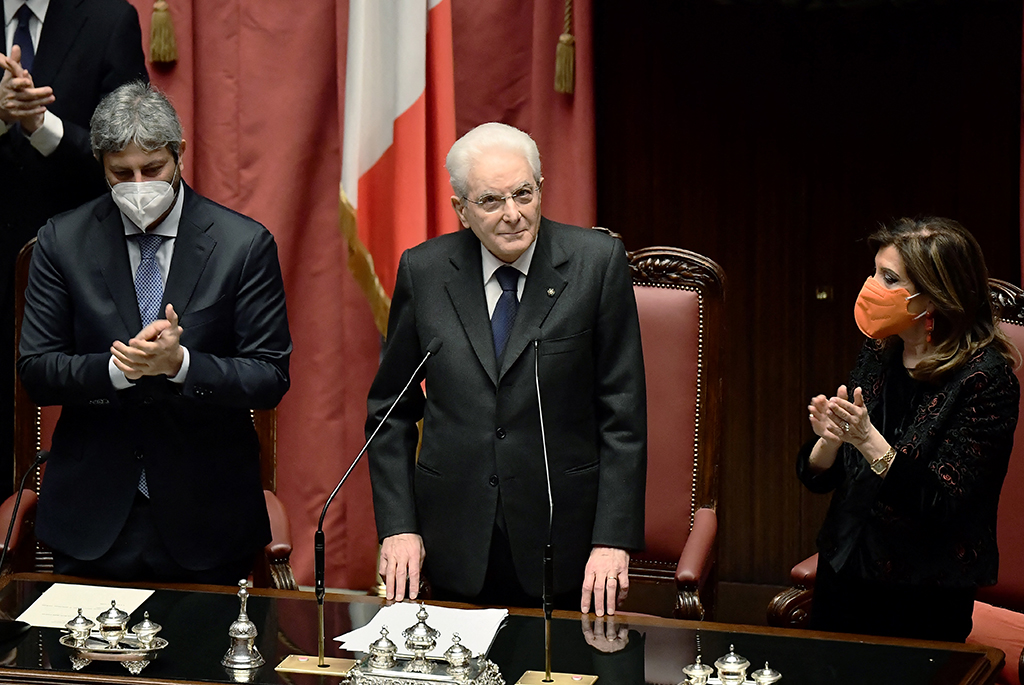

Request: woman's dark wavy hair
left=869, top=217, right=1019, bottom=382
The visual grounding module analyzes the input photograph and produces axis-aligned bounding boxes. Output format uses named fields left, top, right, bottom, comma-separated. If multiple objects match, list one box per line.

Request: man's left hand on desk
left=581, top=546, right=630, bottom=617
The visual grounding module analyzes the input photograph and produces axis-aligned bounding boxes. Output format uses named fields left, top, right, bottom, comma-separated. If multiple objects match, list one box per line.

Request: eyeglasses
left=464, top=185, right=538, bottom=213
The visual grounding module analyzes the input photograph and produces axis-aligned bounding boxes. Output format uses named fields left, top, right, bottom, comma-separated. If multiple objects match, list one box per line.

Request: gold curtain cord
left=150, top=0, right=178, bottom=64
left=339, top=187, right=392, bottom=337
left=554, top=0, right=575, bottom=94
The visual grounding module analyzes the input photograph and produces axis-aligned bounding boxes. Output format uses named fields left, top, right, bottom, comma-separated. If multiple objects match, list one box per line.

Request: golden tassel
left=150, top=0, right=178, bottom=64
left=554, top=0, right=575, bottom=94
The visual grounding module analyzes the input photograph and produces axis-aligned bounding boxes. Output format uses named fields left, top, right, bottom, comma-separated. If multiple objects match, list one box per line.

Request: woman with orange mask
left=799, top=217, right=1019, bottom=642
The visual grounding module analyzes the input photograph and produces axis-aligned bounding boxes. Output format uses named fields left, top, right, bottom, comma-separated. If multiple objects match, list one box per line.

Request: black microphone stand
left=0, top=450, right=47, bottom=646
left=516, top=343, right=595, bottom=684
left=276, top=340, right=442, bottom=676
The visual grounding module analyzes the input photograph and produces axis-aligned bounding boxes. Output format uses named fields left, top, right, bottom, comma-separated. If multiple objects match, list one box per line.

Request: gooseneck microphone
left=533, top=340, right=556, bottom=681
left=0, top=450, right=48, bottom=647
left=313, top=338, right=442, bottom=669
left=0, top=450, right=49, bottom=573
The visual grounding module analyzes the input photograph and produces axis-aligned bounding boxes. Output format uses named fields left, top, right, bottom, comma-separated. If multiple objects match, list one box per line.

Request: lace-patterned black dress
left=798, top=339, right=1019, bottom=641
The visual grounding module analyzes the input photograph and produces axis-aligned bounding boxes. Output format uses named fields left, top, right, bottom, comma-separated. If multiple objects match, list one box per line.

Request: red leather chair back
left=981, top=279, right=1024, bottom=610
left=626, top=246, right=724, bottom=564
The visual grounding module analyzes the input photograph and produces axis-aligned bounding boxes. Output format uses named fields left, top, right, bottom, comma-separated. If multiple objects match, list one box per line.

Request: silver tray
left=59, top=633, right=169, bottom=675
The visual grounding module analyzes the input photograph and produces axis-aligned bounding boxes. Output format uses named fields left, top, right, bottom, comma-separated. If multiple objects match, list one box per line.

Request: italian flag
left=340, top=0, right=457, bottom=335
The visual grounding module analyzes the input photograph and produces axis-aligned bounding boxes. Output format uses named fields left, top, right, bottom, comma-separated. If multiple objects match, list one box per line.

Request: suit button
left=489, top=475, right=499, bottom=487
left=496, top=428, right=506, bottom=439
left=142, top=397, right=153, bottom=405
left=134, top=449, right=143, bottom=460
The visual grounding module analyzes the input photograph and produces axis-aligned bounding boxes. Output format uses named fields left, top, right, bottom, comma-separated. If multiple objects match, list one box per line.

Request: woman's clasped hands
left=808, top=385, right=873, bottom=447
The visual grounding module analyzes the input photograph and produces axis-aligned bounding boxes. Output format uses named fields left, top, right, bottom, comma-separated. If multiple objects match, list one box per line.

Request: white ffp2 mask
left=110, top=180, right=176, bottom=229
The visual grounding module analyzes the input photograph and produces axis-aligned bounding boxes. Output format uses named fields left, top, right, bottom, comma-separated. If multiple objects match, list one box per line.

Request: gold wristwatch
left=871, top=446, right=897, bottom=475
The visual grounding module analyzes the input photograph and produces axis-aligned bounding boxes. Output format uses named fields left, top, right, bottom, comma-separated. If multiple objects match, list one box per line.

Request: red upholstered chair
left=0, top=239, right=298, bottom=590
left=601, top=230, right=724, bottom=620
left=768, top=278, right=1024, bottom=685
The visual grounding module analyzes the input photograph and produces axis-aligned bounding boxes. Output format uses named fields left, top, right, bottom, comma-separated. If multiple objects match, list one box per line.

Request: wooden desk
left=0, top=574, right=1003, bottom=685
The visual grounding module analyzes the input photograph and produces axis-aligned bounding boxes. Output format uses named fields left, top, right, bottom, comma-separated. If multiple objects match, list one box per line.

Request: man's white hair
left=445, top=122, right=542, bottom=198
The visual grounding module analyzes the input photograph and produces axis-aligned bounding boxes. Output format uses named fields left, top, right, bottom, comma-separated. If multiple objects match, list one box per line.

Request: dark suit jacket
left=0, top=0, right=148, bottom=256
left=367, top=219, right=647, bottom=598
left=18, top=186, right=292, bottom=570
left=798, top=340, right=1019, bottom=587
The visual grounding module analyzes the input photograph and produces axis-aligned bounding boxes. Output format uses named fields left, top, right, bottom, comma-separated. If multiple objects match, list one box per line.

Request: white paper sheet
left=16, top=583, right=154, bottom=629
left=335, top=603, right=507, bottom=658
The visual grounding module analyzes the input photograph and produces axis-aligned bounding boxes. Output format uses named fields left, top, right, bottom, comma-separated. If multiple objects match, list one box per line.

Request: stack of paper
left=335, top=603, right=507, bottom=659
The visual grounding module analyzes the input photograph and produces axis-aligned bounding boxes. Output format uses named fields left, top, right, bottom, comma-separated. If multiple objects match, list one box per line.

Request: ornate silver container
left=64, top=609, right=94, bottom=648
left=715, top=645, right=750, bottom=684
left=680, top=654, right=714, bottom=685
left=130, top=612, right=161, bottom=648
left=96, top=601, right=129, bottom=649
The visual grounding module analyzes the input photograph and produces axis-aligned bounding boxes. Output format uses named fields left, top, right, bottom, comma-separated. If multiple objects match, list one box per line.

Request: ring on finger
left=843, top=421, right=850, bottom=432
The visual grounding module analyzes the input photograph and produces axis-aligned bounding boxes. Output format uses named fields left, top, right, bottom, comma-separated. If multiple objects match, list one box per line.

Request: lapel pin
left=546, top=288, right=555, bottom=297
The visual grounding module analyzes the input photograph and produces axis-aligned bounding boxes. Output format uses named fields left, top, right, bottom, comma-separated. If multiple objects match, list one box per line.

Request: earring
left=925, top=311, right=934, bottom=344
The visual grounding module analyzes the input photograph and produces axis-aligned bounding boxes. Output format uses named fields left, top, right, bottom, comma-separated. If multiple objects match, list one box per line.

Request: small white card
left=16, top=583, right=154, bottom=629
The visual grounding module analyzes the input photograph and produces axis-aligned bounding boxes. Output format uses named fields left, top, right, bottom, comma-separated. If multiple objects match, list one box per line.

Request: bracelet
left=870, top=446, right=897, bottom=475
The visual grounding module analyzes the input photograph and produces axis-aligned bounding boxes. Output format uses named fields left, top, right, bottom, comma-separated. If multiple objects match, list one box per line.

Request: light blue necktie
left=133, top=234, right=165, bottom=497
left=135, top=234, right=165, bottom=327
left=491, top=266, right=520, bottom=362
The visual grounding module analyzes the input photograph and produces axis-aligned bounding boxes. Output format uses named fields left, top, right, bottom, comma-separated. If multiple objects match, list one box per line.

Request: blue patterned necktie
left=133, top=233, right=165, bottom=498
left=13, top=4, right=34, bottom=73
left=134, top=234, right=165, bottom=327
left=491, top=265, right=520, bottom=362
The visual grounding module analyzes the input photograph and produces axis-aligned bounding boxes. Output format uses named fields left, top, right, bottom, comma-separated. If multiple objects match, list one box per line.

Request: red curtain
left=126, top=0, right=594, bottom=590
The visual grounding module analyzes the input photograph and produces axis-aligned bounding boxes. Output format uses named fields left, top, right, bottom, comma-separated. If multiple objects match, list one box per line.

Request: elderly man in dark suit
left=367, top=123, right=646, bottom=615
left=1, top=0, right=147, bottom=496
left=18, top=82, right=292, bottom=584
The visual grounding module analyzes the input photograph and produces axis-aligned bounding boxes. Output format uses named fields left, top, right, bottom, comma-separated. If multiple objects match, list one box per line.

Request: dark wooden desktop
left=0, top=573, right=1003, bottom=685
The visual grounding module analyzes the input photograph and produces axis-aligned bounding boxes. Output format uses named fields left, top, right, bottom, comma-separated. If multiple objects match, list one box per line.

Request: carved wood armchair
left=598, top=229, right=725, bottom=620
left=767, top=278, right=1024, bottom=685
left=1, top=239, right=298, bottom=590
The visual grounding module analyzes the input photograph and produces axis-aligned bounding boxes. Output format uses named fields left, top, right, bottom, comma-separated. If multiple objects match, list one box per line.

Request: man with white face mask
left=17, top=81, right=292, bottom=584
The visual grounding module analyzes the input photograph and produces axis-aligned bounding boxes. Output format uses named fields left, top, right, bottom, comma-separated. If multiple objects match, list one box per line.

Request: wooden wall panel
left=593, top=0, right=1022, bottom=584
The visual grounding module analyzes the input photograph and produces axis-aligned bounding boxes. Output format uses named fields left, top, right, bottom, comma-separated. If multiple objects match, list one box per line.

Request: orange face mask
left=854, top=276, right=923, bottom=339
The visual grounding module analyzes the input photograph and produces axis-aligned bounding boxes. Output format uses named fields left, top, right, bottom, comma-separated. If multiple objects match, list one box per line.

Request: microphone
left=533, top=340, right=556, bottom=681
left=309, top=338, right=442, bottom=671
left=0, top=450, right=48, bottom=573
left=0, top=450, right=48, bottom=648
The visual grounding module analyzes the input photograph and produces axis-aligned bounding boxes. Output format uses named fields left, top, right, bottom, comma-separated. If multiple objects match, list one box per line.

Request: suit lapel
left=444, top=231, right=499, bottom=387
left=33, top=0, right=85, bottom=86
left=93, top=199, right=142, bottom=335
left=163, top=188, right=215, bottom=316
left=499, top=220, right=568, bottom=380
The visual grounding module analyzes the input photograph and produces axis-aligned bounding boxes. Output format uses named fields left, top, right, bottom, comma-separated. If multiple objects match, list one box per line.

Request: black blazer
left=367, top=219, right=647, bottom=598
left=0, top=0, right=148, bottom=258
left=18, top=186, right=292, bottom=570
left=799, top=340, right=1019, bottom=587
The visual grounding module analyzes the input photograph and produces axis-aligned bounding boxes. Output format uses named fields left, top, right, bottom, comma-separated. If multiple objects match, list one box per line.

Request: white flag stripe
left=341, top=0, right=428, bottom=209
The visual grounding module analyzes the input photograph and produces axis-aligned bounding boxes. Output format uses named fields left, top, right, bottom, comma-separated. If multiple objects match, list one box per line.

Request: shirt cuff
left=107, top=346, right=190, bottom=387
left=28, top=111, right=63, bottom=157
left=0, top=119, right=8, bottom=137
left=169, top=347, right=189, bottom=384
left=109, top=355, right=134, bottom=390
